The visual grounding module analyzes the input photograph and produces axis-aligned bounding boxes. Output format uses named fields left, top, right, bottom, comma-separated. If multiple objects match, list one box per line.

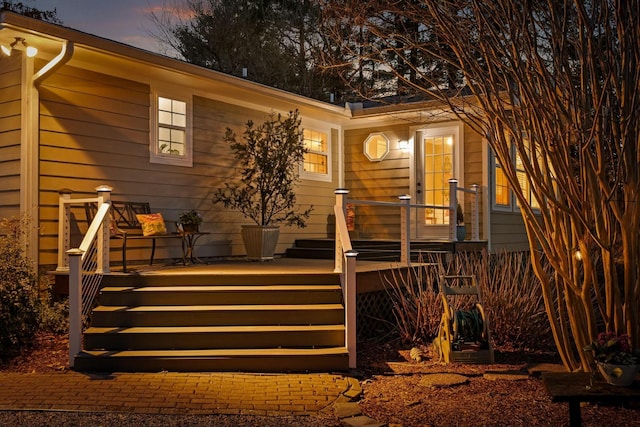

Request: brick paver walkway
left=0, top=371, right=355, bottom=416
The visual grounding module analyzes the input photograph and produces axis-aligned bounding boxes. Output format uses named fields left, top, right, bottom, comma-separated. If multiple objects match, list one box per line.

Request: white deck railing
left=333, top=189, right=358, bottom=369
left=332, top=181, right=479, bottom=369
left=57, top=185, right=112, bottom=272
left=334, top=179, right=480, bottom=269
left=62, top=185, right=112, bottom=368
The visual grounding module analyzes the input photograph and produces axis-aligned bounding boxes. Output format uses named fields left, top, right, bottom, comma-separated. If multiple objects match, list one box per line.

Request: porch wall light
left=398, top=140, right=409, bottom=151
left=1, top=37, right=38, bottom=57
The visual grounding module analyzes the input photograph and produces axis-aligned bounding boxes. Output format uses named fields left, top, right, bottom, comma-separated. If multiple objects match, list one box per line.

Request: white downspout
left=21, top=40, right=74, bottom=263
left=33, top=40, right=74, bottom=86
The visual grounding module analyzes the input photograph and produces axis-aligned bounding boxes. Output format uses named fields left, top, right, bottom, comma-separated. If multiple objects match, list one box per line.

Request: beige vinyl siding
left=490, top=211, right=529, bottom=251
left=194, top=97, right=338, bottom=256
left=37, top=64, right=152, bottom=266
left=37, top=68, right=236, bottom=266
left=0, top=55, right=23, bottom=218
left=461, top=125, right=485, bottom=240
left=344, top=125, right=410, bottom=239
left=35, top=62, right=340, bottom=267
left=344, top=121, right=487, bottom=242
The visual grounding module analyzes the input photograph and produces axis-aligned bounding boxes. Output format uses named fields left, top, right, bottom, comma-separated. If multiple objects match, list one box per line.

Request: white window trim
left=491, top=151, right=514, bottom=212
left=491, top=143, right=541, bottom=213
left=150, top=90, right=193, bottom=167
left=363, top=132, right=390, bottom=162
left=300, top=119, right=332, bottom=183
left=424, top=125, right=461, bottom=225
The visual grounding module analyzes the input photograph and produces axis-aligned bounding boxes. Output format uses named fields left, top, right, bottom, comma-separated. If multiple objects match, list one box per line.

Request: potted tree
left=456, top=203, right=466, bottom=242
left=214, top=110, right=313, bottom=260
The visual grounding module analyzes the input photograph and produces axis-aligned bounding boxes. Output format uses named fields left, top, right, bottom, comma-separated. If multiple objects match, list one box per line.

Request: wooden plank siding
left=35, top=65, right=338, bottom=267
left=344, top=121, right=490, bottom=242
left=461, top=124, right=485, bottom=240
left=0, top=55, right=23, bottom=218
left=192, top=97, right=339, bottom=257
left=37, top=65, right=152, bottom=266
left=490, top=211, right=530, bottom=251
left=344, top=125, right=411, bottom=240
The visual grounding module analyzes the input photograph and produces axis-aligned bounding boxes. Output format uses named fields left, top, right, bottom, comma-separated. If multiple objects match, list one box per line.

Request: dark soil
left=2, top=333, right=640, bottom=426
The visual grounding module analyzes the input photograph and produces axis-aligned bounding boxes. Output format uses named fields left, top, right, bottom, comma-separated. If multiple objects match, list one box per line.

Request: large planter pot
left=456, top=225, right=466, bottom=242
left=597, top=362, right=639, bottom=386
left=241, top=225, right=280, bottom=261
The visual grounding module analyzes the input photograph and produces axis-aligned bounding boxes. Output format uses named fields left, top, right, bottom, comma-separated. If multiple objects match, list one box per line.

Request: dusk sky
left=29, top=0, right=176, bottom=54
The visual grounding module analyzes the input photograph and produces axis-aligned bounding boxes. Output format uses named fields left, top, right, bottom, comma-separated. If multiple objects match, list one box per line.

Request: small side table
left=180, top=231, right=210, bottom=265
left=542, top=372, right=640, bottom=427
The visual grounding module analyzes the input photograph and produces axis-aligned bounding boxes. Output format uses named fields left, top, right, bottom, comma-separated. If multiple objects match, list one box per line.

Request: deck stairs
left=74, top=273, right=348, bottom=372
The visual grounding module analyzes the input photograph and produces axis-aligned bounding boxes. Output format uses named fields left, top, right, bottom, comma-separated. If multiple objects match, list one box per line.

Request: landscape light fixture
left=574, top=249, right=583, bottom=261
left=1, top=37, right=38, bottom=57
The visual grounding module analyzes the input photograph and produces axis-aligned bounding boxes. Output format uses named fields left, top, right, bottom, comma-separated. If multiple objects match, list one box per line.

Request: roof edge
left=0, top=10, right=350, bottom=116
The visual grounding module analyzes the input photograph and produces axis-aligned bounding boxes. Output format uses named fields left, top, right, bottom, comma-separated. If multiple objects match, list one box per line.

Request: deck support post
left=334, top=189, right=349, bottom=273
left=399, top=195, right=411, bottom=266
left=345, top=249, right=358, bottom=369
left=96, top=185, right=112, bottom=274
left=68, top=248, right=84, bottom=368
left=449, top=179, right=458, bottom=241
left=57, top=189, right=72, bottom=271
left=471, top=184, right=480, bottom=241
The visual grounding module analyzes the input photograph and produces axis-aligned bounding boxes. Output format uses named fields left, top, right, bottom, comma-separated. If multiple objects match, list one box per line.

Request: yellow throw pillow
left=136, top=213, right=167, bottom=236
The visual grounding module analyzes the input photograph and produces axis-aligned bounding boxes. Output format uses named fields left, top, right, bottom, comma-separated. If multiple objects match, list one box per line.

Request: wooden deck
left=107, top=257, right=403, bottom=276
left=52, top=257, right=409, bottom=296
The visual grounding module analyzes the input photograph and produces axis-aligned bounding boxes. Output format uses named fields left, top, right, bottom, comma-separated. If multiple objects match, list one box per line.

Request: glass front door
left=415, top=127, right=458, bottom=239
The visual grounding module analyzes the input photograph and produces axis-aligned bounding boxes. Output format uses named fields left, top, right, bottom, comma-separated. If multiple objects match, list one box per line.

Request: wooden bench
left=85, top=201, right=184, bottom=272
left=543, top=372, right=640, bottom=427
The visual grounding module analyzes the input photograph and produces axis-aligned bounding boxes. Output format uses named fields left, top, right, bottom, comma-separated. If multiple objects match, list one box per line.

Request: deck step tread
left=80, top=347, right=348, bottom=357
left=85, top=325, right=345, bottom=334
left=100, top=285, right=342, bottom=292
left=92, top=304, right=344, bottom=312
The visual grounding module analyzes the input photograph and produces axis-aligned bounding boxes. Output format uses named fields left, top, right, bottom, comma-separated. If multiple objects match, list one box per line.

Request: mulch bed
left=356, top=340, right=640, bottom=426
left=2, top=333, right=640, bottom=426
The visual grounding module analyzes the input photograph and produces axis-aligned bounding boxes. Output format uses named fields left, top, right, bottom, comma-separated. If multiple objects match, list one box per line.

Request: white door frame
left=411, top=122, right=463, bottom=239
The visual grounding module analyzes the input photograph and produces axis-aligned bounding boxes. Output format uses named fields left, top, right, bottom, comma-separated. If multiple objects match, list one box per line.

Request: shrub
left=38, top=296, right=69, bottom=335
left=382, top=250, right=554, bottom=351
left=382, top=253, right=444, bottom=344
left=0, top=216, right=40, bottom=359
left=457, top=251, right=555, bottom=351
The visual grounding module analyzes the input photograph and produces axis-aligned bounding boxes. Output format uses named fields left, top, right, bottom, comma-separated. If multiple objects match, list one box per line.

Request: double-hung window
left=515, top=144, right=540, bottom=209
left=301, top=128, right=331, bottom=181
left=151, top=93, right=192, bottom=167
left=492, top=137, right=540, bottom=211
left=494, top=156, right=511, bottom=209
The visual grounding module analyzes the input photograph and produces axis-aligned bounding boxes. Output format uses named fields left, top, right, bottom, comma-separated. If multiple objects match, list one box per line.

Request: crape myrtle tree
left=151, top=0, right=346, bottom=101
left=321, top=0, right=640, bottom=372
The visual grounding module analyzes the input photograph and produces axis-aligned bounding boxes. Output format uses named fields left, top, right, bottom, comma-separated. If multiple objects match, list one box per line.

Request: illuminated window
left=151, top=94, right=192, bottom=167
left=493, top=138, right=541, bottom=211
left=515, top=147, right=540, bottom=209
left=301, top=129, right=330, bottom=180
left=423, top=135, right=454, bottom=225
left=494, top=159, right=510, bottom=206
left=363, top=132, right=389, bottom=161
